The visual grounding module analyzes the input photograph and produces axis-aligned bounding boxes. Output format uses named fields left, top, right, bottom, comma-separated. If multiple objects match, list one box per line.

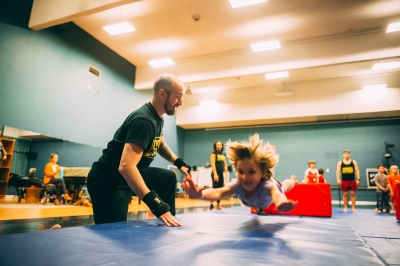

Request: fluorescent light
left=361, top=84, right=387, bottom=102
left=148, top=58, right=175, bottom=68
left=199, top=100, right=219, bottom=105
left=372, top=62, right=400, bottom=70
left=265, top=71, right=289, bottom=80
left=229, top=0, right=267, bottom=8
left=386, top=22, right=400, bottom=33
left=103, top=22, right=136, bottom=35
left=251, top=40, right=281, bottom=52
left=362, top=84, right=387, bottom=90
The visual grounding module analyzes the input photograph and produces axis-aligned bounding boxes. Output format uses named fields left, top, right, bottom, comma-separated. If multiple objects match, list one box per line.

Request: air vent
left=89, top=66, right=100, bottom=77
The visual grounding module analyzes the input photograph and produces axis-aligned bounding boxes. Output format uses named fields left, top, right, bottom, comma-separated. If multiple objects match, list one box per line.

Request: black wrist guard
left=174, top=158, right=191, bottom=173
left=142, top=191, right=170, bottom=217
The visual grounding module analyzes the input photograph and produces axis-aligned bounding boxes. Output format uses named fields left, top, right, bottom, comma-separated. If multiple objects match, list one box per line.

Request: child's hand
left=181, top=176, right=202, bottom=199
left=276, top=199, right=298, bottom=213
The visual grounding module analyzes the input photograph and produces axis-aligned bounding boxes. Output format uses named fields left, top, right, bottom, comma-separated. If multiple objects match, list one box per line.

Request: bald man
left=88, top=74, right=190, bottom=227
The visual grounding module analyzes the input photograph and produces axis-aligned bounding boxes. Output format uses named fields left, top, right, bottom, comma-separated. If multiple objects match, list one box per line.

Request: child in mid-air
left=182, top=134, right=298, bottom=213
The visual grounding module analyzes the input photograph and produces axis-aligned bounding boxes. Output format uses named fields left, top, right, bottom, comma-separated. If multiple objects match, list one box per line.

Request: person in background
left=374, top=164, right=390, bottom=213
left=28, top=168, right=37, bottom=178
left=44, top=153, right=72, bottom=205
left=387, top=165, right=400, bottom=215
left=303, top=160, right=319, bottom=184
left=336, top=149, right=360, bottom=212
left=209, top=140, right=229, bottom=210
left=0, top=131, right=7, bottom=166
left=318, top=168, right=326, bottom=183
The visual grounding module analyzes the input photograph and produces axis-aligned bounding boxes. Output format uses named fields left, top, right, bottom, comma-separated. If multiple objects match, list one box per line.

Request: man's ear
left=159, top=88, right=165, bottom=99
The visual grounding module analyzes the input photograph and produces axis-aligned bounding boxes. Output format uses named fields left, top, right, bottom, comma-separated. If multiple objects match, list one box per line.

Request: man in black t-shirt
left=336, top=149, right=361, bottom=212
left=88, top=74, right=190, bottom=227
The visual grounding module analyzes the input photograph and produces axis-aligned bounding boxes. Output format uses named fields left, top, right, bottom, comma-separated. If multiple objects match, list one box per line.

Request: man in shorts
left=336, top=149, right=360, bottom=212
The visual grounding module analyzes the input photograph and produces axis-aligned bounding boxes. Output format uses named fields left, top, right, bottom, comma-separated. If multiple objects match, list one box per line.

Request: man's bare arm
left=158, top=137, right=177, bottom=164
left=118, top=143, right=150, bottom=198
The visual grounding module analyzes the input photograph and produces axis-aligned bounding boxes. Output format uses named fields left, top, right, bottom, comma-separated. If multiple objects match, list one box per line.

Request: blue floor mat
left=1, top=207, right=394, bottom=266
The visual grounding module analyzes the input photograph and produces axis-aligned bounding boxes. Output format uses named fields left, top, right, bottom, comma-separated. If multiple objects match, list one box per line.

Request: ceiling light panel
left=251, top=40, right=281, bottom=52
left=103, top=22, right=136, bottom=35
left=229, top=0, right=267, bottom=8
left=265, top=71, right=289, bottom=80
left=386, top=22, right=400, bottom=33
left=362, top=84, right=387, bottom=90
left=372, top=62, right=400, bottom=70
left=148, top=58, right=175, bottom=68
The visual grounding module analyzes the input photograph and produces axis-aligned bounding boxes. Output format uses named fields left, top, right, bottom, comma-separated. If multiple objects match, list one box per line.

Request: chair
left=42, top=183, right=57, bottom=205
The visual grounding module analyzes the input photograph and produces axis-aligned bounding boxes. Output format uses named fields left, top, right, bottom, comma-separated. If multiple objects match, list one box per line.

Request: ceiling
left=28, top=0, right=400, bottom=128
left=68, top=0, right=400, bottom=93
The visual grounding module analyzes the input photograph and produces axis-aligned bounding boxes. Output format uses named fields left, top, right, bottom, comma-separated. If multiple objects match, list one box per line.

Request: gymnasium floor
left=0, top=202, right=398, bottom=266
left=0, top=197, right=242, bottom=235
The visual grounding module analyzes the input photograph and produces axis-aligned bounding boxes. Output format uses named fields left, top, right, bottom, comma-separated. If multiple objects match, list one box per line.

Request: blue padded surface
left=331, top=208, right=400, bottom=239
left=0, top=207, right=386, bottom=266
left=364, top=238, right=400, bottom=266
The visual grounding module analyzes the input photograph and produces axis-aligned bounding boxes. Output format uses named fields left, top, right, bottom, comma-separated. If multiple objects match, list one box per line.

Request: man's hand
left=158, top=211, right=182, bottom=227
left=356, top=180, right=360, bottom=186
left=181, top=176, right=202, bottom=199
left=180, top=165, right=191, bottom=178
left=337, top=180, right=342, bottom=185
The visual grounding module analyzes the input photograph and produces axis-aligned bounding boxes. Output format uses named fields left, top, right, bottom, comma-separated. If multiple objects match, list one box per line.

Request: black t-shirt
left=89, top=103, right=163, bottom=184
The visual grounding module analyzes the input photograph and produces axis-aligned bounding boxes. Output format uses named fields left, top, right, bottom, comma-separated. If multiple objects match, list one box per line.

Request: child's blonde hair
left=226, top=133, right=279, bottom=179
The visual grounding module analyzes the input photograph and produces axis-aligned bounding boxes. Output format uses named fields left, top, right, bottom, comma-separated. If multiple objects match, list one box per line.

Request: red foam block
left=396, top=183, right=400, bottom=221
left=251, top=183, right=332, bottom=217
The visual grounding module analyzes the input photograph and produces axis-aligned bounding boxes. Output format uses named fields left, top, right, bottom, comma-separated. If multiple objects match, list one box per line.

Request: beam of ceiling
left=29, top=0, right=140, bottom=31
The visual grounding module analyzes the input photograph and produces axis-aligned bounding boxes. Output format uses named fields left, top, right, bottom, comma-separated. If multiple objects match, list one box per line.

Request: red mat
left=251, top=183, right=332, bottom=217
left=396, top=183, right=400, bottom=221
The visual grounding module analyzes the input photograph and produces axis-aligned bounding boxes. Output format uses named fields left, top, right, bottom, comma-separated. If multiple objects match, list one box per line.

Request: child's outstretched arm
left=182, top=176, right=233, bottom=201
left=269, top=186, right=297, bottom=213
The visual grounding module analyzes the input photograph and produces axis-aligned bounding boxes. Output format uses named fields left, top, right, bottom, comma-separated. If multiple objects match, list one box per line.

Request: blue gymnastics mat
left=0, top=207, right=398, bottom=266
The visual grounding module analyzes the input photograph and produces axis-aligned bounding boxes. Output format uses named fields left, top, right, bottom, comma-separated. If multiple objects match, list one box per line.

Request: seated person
left=318, top=168, right=326, bottom=183
left=28, top=168, right=36, bottom=178
left=44, top=153, right=72, bottom=205
left=303, top=160, right=319, bottom=183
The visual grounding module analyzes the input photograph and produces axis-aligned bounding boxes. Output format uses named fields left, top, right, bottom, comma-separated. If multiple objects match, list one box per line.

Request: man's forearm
left=119, top=165, right=150, bottom=198
left=158, top=142, right=177, bottom=163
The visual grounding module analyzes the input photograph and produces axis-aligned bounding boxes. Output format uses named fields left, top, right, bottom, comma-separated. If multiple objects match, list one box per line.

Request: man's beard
left=164, top=94, right=177, bottom=115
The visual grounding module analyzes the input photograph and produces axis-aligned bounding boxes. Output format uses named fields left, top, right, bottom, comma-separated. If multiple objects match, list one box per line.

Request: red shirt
left=305, top=168, right=319, bottom=183
left=387, top=174, right=400, bottom=197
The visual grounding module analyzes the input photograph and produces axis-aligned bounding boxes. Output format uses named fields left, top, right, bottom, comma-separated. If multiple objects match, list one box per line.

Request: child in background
left=182, top=134, right=298, bottom=213
left=374, top=164, right=390, bottom=213
left=318, top=168, right=326, bottom=183
left=387, top=165, right=400, bottom=215
left=303, top=160, right=319, bottom=184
